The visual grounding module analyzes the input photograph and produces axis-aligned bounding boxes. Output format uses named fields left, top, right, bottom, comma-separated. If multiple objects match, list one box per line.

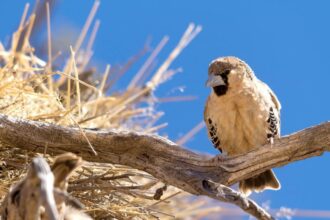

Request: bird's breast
left=205, top=87, right=270, bottom=156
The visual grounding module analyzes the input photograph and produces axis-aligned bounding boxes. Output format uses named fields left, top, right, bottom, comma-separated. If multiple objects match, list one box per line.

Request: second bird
left=204, top=56, right=281, bottom=195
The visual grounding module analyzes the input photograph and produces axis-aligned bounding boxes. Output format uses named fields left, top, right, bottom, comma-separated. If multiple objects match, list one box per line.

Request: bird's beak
left=205, top=74, right=226, bottom=87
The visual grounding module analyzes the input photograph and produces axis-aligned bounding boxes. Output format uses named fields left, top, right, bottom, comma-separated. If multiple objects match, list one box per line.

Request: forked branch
left=0, top=114, right=329, bottom=219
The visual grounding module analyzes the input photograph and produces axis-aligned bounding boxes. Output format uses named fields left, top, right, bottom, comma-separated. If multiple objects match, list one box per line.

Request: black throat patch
left=213, top=85, right=228, bottom=96
left=212, top=71, right=229, bottom=96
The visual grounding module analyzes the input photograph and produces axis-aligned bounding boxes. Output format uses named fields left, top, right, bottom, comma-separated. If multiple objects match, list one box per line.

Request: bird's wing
left=259, top=80, right=281, bottom=139
left=267, top=85, right=281, bottom=138
left=267, top=106, right=280, bottom=142
left=257, top=79, right=281, bottom=111
left=204, top=99, right=222, bottom=153
left=268, top=87, right=281, bottom=112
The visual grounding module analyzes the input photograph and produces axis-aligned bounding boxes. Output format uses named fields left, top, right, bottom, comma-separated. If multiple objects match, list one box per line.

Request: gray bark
left=0, top=114, right=329, bottom=219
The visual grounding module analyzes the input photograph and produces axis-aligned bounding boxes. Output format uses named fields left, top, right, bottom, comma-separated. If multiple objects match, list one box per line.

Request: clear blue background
left=1, top=1, right=329, bottom=219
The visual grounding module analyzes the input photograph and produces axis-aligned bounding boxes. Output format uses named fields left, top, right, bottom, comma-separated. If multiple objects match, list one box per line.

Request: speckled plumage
left=204, top=56, right=281, bottom=195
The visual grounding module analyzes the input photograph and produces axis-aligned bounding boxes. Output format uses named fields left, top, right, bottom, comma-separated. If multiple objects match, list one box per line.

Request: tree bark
left=0, top=114, right=329, bottom=219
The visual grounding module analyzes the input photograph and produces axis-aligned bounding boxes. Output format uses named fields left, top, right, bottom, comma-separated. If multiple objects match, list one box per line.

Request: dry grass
left=0, top=2, right=222, bottom=219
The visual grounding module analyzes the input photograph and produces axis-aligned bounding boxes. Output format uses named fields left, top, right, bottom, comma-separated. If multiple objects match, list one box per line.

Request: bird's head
left=206, top=56, right=254, bottom=96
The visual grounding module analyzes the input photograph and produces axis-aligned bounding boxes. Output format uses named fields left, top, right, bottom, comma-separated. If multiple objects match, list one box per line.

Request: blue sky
left=1, top=1, right=329, bottom=219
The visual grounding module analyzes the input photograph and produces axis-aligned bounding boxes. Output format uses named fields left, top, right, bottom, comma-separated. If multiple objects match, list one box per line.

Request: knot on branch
left=153, top=184, right=168, bottom=200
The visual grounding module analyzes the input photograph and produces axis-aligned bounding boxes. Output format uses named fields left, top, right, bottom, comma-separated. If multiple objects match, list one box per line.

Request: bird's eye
left=221, top=70, right=230, bottom=76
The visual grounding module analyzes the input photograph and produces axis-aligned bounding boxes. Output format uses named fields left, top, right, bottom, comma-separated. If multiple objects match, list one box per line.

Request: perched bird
left=204, top=56, right=281, bottom=195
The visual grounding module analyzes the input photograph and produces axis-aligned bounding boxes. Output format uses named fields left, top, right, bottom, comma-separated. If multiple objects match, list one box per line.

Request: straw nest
left=0, top=1, right=226, bottom=219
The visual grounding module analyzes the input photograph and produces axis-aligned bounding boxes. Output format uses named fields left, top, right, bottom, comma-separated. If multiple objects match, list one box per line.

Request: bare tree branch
left=202, top=180, right=274, bottom=220
left=0, top=114, right=329, bottom=219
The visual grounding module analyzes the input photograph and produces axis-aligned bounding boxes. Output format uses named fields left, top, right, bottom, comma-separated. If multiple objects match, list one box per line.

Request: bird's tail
left=239, top=169, right=280, bottom=196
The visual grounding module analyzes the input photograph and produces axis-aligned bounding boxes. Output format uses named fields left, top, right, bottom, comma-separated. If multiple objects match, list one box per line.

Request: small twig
left=176, top=120, right=205, bottom=145
left=149, top=191, right=182, bottom=208
left=53, top=188, right=84, bottom=209
left=202, top=180, right=274, bottom=220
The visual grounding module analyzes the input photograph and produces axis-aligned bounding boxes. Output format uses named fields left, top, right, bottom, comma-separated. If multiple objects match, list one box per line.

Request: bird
left=204, top=56, right=281, bottom=196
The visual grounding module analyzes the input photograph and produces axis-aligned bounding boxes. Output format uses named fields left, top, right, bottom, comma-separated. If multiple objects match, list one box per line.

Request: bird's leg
left=268, top=135, right=274, bottom=146
left=211, top=153, right=228, bottom=163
